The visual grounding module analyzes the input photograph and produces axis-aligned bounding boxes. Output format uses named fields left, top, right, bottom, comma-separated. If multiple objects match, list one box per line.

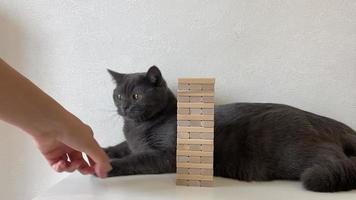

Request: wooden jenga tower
left=176, top=78, right=215, bottom=187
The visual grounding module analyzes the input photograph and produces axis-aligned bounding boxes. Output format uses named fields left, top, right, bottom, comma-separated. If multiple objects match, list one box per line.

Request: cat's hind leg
left=301, top=143, right=356, bottom=192
left=342, top=133, right=356, bottom=157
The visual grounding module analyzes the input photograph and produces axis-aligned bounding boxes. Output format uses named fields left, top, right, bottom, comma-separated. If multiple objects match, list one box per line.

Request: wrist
left=28, top=110, right=83, bottom=141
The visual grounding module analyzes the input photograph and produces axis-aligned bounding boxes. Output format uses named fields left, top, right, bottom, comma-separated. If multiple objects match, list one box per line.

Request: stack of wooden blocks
left=176, top=78, right=215, bottom=187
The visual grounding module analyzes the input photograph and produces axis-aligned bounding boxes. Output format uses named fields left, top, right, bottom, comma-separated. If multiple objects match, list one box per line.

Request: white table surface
left=33, top=173, right=356, bottom=200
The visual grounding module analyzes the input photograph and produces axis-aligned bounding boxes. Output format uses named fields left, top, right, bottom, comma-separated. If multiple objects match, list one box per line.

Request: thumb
left=84, top=137, right=112, bottom=178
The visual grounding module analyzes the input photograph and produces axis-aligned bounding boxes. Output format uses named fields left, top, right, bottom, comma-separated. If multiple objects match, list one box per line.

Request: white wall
left=0, top=0, right=355, bottom=199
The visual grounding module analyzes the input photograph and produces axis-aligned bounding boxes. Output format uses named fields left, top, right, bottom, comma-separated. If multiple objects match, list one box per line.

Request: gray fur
left=104, top=66, right=356, bottom=192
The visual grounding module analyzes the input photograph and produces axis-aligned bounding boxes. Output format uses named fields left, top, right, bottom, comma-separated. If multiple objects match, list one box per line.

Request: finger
left=87, top=156, right=105, bottom=177
left=44, top=150, right=68, bottom=166
left=53, top=152, right=82, bottom=173
left=68, top=151, right=83, bottom=162
left=68, top=151, right=95, bottom=175
left=87, top=155, right=110, bottom=178
left=84, top=138, right=112, bottom=178
left=51, top=154, right=69, bottom=172
left=64, top=160, right=82, bottom=173
left=86, top=156, right=101, bottom=176
left=88, top=155, right=95, bottom=167
left=78, top=164, right=95, bottom=175
left=51, top=160, right=68, bottom=172
left=78, top=155, right=95, bottom=175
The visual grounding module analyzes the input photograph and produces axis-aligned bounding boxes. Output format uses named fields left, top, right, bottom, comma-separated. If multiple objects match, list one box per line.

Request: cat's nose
left=122, top=105, right=129, bottom=115
left=123, top=105, right=130, bottom=111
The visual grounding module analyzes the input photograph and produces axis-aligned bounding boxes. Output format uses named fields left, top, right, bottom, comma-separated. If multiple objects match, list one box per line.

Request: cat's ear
left=107, top=69, right=124, bottom=83
left=146, top=66, right=166, bottom=87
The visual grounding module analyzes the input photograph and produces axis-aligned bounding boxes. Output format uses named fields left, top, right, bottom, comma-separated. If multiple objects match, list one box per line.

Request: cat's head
left=108, top=66, right=172, bottom=121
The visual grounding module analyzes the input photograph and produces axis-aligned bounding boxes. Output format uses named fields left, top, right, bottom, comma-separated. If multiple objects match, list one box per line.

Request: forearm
left=0, top=58, right=79, bottom=137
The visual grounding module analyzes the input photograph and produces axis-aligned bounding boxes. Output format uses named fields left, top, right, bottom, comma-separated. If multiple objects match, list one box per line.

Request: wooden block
left=188, top=180, right=201, bottom=186
left=201, top=169, right=214, bottom=176
left=177, top=150, right=213, bottom=157
left=177, top=144, right=190, bottom=150
left=178, top=103, right=214, bottom=109
left=177, top=132, right=189, bottom=139
left=190, top=120, right=202, bottom=127
left=177, top=167, right=189, bottom=174
left=199, top=132, right=214, bottom=139
left=177, top=108, right=190, bottom=114
left=200, top=180, right=214, bottom=187
left=177, top=156, right=189, bottom=163
left=178, top=83, right=189, bottom=90
left=176, top=174, right=213, bottom=181
left=188, top=84, right=203, bottom=90
left=177, top=114, right=214, bottom=121
left=189, top=156, right=201, bottom=163
left=177, top=163, right=213, bottom=169
left=178, top=120, right=190, bottom=126
left=177, top=91, right=214, bottom=97
left=177, top=96, right=190, bottom=102
left=201, top=121, right=214, bottom=128
left=202, top=84, right=215, bottom=91
left=202, top=96, right=214, bottom=103
left=177, top=127, right=213, bottom=133
left=202, top=144, right=213, bottom=152
left=201, top=89, right=214, bottom=92
left=177, top=138, right=213, bottom=145
left=202, top=108, right=214, bottom=115
left=189, top=144, right=202, bottom=151
left=178, top=78, right=215, bottom=84
left=200, top=156, right=213, bottom=163
left=190, top=108, right=202, bottom=114
left=189, top=96, right=202, bottom=102
left=189, top=132, right=214, bottom=139
left=188, top=168, right=201, bottom=175
left=189, top=132, right=202, bottom=139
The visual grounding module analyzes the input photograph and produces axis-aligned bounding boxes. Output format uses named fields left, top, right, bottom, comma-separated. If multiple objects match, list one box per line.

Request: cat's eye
left=133, top=94, right=139, bottom=100
left=117, top=94, right=122, bottom=100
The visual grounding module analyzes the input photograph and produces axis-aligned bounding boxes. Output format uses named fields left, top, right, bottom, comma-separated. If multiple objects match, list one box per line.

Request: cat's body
left=105, top=66, right=356, bottom=192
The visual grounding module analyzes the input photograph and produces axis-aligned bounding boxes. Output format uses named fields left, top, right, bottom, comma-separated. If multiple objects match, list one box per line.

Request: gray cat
left=104, top=66, right=356, bottom=192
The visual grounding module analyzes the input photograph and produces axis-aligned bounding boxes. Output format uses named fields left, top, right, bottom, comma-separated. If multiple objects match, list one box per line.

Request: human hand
left=32, top=121, right=112, bottom=178
left=0, top=58, right=111, bottom=178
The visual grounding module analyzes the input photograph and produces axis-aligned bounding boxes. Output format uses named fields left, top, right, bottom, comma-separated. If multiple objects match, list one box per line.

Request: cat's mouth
left=120, top=109, right=143, bottom=119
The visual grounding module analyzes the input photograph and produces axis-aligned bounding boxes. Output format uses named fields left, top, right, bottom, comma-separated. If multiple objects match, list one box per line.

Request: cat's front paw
left=107, top=165, right=127, bottom=177
left=107, top=168, right=120, bottom=177
left=103, top=147, right=118, bottom=159
left=92, top=166, right=121, bottom=178
left=106, top=160, right=133, bottom=177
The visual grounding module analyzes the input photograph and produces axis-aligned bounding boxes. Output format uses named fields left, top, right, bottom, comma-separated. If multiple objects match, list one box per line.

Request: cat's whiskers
left=94, top=108, right=121, bottom=123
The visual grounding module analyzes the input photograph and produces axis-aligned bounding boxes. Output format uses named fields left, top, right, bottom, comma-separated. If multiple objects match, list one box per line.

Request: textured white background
left=0, top=0, right=355, bottom=199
